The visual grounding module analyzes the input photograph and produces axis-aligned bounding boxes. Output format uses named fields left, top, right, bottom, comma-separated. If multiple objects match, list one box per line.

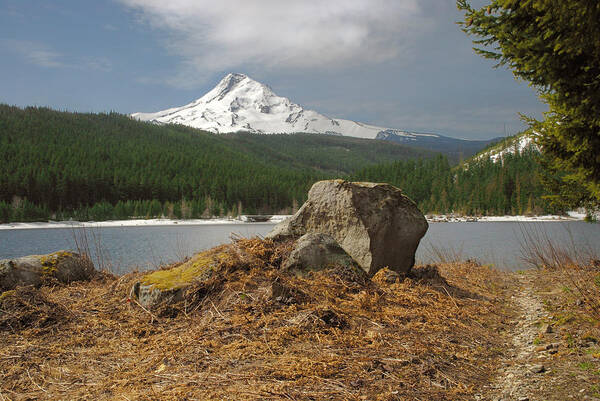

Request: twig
left=131, top=298, right=161, bottom=323
left=262, top=331, right=275, bottom=356
left=210, top=300, right=225, bottom=318
left=26, top=369, right=48, bottom=394
left=440, top=285, right=459, bottom=309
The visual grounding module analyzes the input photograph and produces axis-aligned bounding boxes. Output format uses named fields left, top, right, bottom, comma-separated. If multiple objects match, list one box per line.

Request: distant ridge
left=376, top=129, right=501, bottom=160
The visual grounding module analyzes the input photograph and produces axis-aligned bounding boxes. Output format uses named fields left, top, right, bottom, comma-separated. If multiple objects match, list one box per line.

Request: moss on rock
left=140, top=248, right=229, bottom=292
left=39, top=251, right=74, bottom=275
left=1, top=251, right=95, bottom=291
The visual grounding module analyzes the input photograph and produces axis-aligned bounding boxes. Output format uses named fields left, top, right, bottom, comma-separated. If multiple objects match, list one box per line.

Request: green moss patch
left=141, top=248, right=229, bottom=291
left=38, top=251, right=74, bottom=275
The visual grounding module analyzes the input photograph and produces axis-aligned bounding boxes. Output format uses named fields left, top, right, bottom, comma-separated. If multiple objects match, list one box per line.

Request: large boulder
left=0, top=251, right=96, bottom=291
left=267, top=180, right=428, bottom=275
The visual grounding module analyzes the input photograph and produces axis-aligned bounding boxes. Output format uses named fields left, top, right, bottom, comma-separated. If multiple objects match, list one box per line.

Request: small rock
left=535, top=345, right=547, bottom=352
left=372, top=267, right=402, bottom=284
left=131, top=248, right=222, bottom=308
left=518, top=397, right=529, bottom=401
left=540, top=323, right=553, bottom=334
left=0, top=251, right=96, bottom=290
left=282, top=233, right=363, bottom=278
left=531, top=364, right=545, bottom=374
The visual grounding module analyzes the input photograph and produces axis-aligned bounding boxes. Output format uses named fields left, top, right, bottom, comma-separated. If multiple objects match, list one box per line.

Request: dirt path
left=486, top=272, right=551, bottom=401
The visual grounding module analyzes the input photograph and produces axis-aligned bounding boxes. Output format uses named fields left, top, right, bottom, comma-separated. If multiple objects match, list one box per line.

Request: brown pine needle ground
left=0, top=239, right=512, bottom=400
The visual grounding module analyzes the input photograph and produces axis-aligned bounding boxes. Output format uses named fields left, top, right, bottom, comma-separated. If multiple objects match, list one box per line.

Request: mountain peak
left=225, top=72, right=248, bottom=80
left=217, top=72, right=249, bottom=89
left=132, top=74, right=404, bottom=139
left=131, top=73, right=388, bottom=137
left=209, top=73, right=251, bottom=100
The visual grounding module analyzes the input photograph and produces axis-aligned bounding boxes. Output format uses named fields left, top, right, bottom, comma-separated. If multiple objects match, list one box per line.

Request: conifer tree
left=458, top=0, right=600, bottom=205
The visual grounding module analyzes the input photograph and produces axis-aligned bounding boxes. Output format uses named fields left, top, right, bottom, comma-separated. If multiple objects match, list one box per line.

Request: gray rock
left=283, top=233, right=363, bottom=277
left=0, top=251, right=95, bottom=291
left=130, top=282, right=185, bottom=308
left=267, top=180, right=428, bottom=275
left=131, top=248, right=222, bottom=308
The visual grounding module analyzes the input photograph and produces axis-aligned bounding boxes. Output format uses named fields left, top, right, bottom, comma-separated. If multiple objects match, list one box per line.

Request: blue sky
left=0, top=0, right=546, bottom=139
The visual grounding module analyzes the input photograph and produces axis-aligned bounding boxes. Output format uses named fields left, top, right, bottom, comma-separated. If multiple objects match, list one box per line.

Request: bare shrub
left=424, top=242, right=466, bottom=264
left=70, top=225, right=115, bottom=274
left=518, top=223, right=600, bottom=320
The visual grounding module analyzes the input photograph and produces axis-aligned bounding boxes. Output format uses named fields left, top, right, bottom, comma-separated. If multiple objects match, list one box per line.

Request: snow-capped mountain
left=132, top=73, right=500, bottom=159
left=133, top=73, right=415, bottom=140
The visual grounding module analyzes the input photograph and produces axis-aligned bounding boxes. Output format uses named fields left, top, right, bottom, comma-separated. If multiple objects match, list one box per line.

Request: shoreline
left=426, top=213, right=583, bottom=223
left=0, top=213, right=586, bottom=230
left=0, top=215, right=290, bottom=231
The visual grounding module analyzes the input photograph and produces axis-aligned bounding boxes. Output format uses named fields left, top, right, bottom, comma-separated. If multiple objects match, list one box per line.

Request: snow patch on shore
left=426, top=214, right=582, bottom=223
left=0, top=213, right=584, bottom=230
left=0, top=217, right=289, bottom=231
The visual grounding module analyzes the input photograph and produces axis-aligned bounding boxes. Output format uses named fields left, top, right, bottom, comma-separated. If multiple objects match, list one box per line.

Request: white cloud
left=84, top=57, right=113, bottom=72
left=1, top=39, right=65, bottom=68
left=1, top=39, right=114, bottom=73
left=118, top=0, right=432, bottom=87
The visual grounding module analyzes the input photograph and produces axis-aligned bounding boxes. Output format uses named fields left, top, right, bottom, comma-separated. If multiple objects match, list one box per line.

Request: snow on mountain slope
left=376, top=129, right=440, bottom=141
left=132, top=73, right=424, bottom=140
left=476, top=132, right=539, bottom=163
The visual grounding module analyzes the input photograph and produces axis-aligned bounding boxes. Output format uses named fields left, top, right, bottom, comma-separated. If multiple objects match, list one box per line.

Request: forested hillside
left=0, top=105, right=432, bottom=222
left=0, top=105, right=557, bottom=222
left=351, top=148, right=555, bottom=216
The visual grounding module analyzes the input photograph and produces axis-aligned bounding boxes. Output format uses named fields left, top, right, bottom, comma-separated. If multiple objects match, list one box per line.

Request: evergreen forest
left=0, top=105, right=557, bottom=223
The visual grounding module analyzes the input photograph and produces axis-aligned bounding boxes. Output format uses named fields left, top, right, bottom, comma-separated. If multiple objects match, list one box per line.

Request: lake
left=1, top=221, right=598, bottom=273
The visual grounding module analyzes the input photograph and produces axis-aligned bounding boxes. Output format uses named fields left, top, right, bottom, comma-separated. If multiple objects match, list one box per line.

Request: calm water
left=419, top=221, right=600, bottom=270
left=0, top=223, right=275, bottom=274
left=1, top=222, right=598, bottom=273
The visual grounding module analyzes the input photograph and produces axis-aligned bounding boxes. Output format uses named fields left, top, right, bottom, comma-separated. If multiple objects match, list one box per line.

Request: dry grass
left=518, top=223, right=600, bottom=321
left=518, top=223, right=597, bottom=270
left=0, top=238, right=511, bottom=400
left=527, top=267, right=600, bottom=399
left=422, top=243, right=467, bottom=265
